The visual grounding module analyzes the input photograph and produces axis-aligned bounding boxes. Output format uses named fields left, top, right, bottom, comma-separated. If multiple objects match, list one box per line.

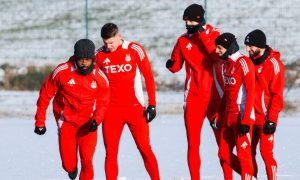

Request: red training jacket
left=169, top=24, right=221, bottom=100
left=95, top=40, right=156, bottom=107
left=35, top=57, right=110, bottom=127
left=221, top=52, right=256, bottom=126
left=253, top=47, right=284, bottom=125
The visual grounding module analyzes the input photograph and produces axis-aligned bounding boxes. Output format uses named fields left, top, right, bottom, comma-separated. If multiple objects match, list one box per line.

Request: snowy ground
left=0, top=91, right=300, bottom=180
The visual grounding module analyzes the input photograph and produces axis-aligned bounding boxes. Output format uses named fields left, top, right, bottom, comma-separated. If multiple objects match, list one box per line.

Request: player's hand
left=34, top=126, right=46, bottom=135
left=145, top=105, right=156, bottom=123
left=166, top=59, right=175, bottom=69
left=239, top=124, right=250, bottom=135
left=264, top=120, right=276, bottom=134
left=89, top=119, right=98, bottom=132
left=210, top=118, right=218, bottom=130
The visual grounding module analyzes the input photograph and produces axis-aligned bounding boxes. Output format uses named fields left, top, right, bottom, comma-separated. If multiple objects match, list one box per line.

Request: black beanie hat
left=215, top=33, right=236, bottom=49
left=244, top=29, right=266, bottom=48
left=74, top=39, right=95, bottom=59
left=183, top=4, right=205, bottom=23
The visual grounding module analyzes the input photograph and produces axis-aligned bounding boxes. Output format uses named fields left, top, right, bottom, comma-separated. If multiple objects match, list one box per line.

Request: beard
left=249, top=49, right=261, bottom=59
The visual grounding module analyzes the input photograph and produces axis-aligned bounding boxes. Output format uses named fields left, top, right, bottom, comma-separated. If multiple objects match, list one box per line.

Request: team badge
left=231, top=67, right=235, bottom=74
left=125, top=54, right=131, bottom=62
left=91, top=81, right=97, bottom=89
left=258, top=66, right=263, bottom=73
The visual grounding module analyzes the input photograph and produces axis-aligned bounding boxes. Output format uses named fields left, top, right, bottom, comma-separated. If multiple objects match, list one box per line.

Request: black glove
left=145, top=105, right=156, bottom=123
left=89, top=119, right=98, bottom=132
left=239, top=124, right=250, bottom=135
left=264, top=120, right=276, bottom=134
left=34, top=126, right=46, bottom=135
left=210, top=118, right=218, bottom=130
left=166, top=59, right=175, bottom=69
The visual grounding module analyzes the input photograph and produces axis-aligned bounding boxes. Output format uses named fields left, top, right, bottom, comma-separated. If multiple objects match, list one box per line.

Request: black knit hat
left=183, top=4, right=205, bottom=23
left=215, top=33, right=236, bottom=49
left=74, top=39, right=95, bottom=59
left=244, top=29, right=266, bottom=48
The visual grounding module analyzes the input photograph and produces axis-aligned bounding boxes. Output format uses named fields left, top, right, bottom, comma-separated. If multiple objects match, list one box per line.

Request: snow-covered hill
left=0, top=0, right=299, bottom=81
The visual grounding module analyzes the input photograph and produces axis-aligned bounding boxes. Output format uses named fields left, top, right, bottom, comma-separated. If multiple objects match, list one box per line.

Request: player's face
left=216, top=45, right=227, bottom=57
left=103, top=33, right=122, bottom=52
left=246, top=45, right=260, bottom=58
left=77, top=58, right=93, bottom=69
left=185, top=20, right=199, bottom=26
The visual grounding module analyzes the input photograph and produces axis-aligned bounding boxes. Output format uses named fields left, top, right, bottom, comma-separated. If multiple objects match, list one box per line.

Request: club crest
left=258, top=66, right=263, bottom=73
left=91, top=81, right=97, bottom=89
left=125, top=54, right=131, bottom=62
left=231, top=67, right=235, bottom=74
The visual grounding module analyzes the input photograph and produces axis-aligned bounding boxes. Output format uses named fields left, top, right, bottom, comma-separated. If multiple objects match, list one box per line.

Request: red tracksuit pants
left=102, top=105, right=160, bottom=180
left=208, top=98, right=236, bottom=179
left=185, top=92, right=234, bottom=180
left=185, top=93, right=235, bottom=180
left=59, top=121, right=97, bottom=180
left=218, top=120, right=254, bottom=180
left=212, top=128, right=237, bottom=179
left=252, top=125, right=277, bottom=180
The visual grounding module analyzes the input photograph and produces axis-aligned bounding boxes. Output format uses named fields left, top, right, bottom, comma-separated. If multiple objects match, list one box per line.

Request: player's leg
left=251, top=125, right=260, bottom=178
left=58, top=122, right=78, bottom=177
left=77, top=122, right=98, bottom=180
left=127, top=105, right=160, bottom=180
left=260, top=126, right=277, bottom=180
left=102, top=107, right=125, bottom=180
left=184, top=96, right=207, bottom=180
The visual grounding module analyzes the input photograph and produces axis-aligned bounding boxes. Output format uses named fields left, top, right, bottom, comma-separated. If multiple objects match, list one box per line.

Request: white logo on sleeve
left=186, top=43, right=192, bottom=50
left=67, top=79, right=76, bottom=86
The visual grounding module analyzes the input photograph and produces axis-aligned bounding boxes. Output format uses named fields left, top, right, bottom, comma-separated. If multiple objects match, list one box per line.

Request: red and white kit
left=35, top=57, right=109, bottom=180
left=251, top=47, right=284, bottom=180
left=198, top=27, right=243, bottom=179
left=169, top=24, right=226, bottom=179
left=217, top=51, right=256, bottom=180
left=95, top=40, right=160, bottom=180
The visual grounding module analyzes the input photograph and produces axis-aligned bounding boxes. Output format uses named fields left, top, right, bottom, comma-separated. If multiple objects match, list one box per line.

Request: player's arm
left=93, top=69, right=110, bottom=125
left=267, top=59, right=284, bottom=124
left=167, top=39, right=185, bottom=73
left=241, top=61, right=256, bottom=126
left=198, top=25, right=222, bottom=60
left=35, top=66, right=61, bottom=128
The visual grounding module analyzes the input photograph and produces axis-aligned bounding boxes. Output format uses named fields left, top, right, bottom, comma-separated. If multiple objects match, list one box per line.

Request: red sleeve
left=35, top=66, right=61, bottom=127
left=207, top=62, right=225, bottom=121
left=267, top=58, right=284, bottom=123
left=169, top=39, right=185, bottom=73
left=133, top=43, right=156, bottom=106
left=95, top=47, right=104, bottom=69
left=198, top=25, right=222, bottom=60
left=92, top=69, right=110, bottom=124
left=215, top=93, right=226, bottom=125
left=241, top=59, right=256, bottom=125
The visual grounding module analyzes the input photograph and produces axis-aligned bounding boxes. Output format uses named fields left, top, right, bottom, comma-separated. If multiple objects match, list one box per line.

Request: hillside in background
left=0, top=0, right=299, bottom=84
